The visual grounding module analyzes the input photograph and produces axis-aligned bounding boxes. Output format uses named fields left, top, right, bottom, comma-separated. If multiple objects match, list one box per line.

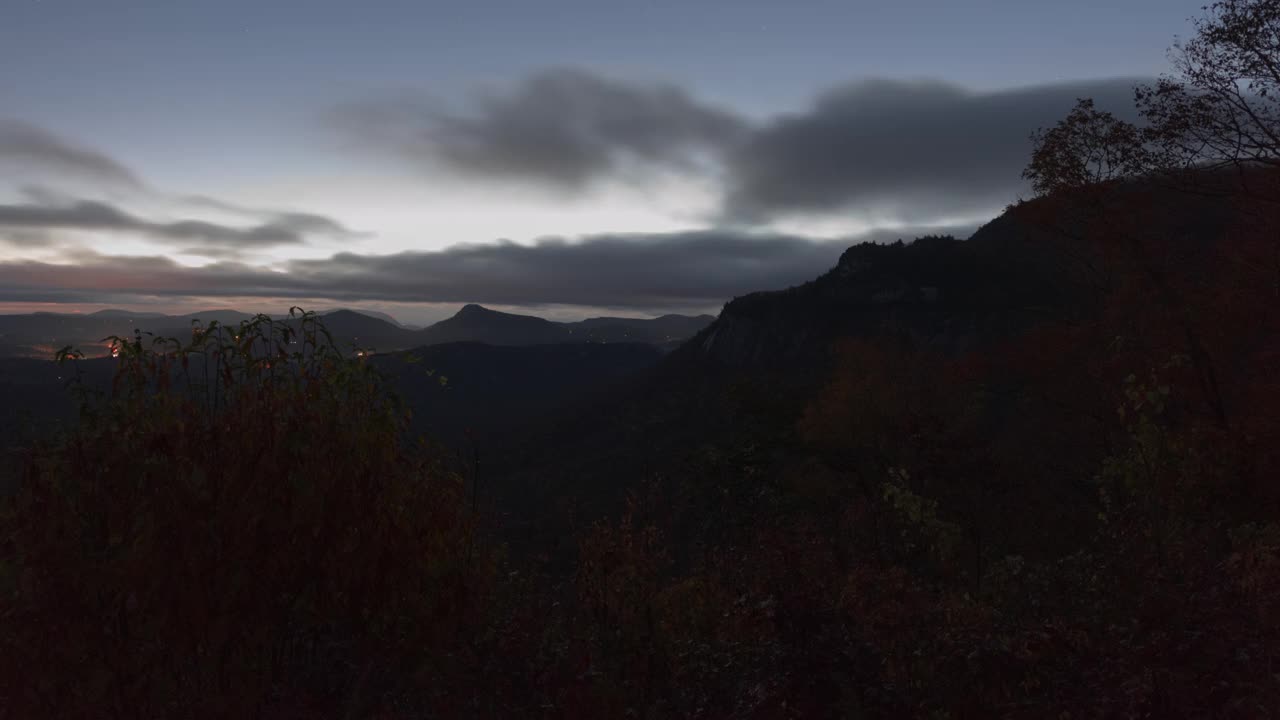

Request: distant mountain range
left=0, top=305, right=716, bottom=359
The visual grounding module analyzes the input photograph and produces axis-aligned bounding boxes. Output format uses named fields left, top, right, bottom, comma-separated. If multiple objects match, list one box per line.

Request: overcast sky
left=0, top=0, right=1205, bottom=323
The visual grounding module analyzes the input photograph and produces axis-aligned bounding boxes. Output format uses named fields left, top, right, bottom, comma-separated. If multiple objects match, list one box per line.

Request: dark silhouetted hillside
left=372, top=341, right=664, bottom=446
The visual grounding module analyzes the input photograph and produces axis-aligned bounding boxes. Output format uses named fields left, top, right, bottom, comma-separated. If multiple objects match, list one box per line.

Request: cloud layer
left=332, top=68, right=749, bottom=189
left=0, top=122, right=365, bottom=259
left=721, top=78, right=1143, bottom=222
left=0, top=119, right=144, bottom=189
left=0, top=198, right=359, bottom=253
left=0, top=225, right=971, bottom=310
left=335, top=74, right=1145, bottom=225
left=3, top=73, right=1149, bottom=313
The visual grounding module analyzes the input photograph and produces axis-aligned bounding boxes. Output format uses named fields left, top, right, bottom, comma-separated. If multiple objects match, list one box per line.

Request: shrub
left=0, top=309, right=487, bottom=718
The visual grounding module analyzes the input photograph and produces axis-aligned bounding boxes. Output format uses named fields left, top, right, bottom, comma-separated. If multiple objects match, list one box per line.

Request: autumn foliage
left=0, top=310, right=490, bottom=717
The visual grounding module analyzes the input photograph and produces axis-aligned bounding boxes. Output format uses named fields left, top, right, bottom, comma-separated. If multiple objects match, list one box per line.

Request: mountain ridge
left=0, top=304, right=716, bottom=359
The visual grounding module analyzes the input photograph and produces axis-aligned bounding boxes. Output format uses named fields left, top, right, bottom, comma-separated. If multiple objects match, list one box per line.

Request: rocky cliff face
left=689, top=233, right=1052, bottom=369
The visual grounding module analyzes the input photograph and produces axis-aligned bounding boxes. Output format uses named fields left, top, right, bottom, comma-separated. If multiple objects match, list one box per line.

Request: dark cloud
left=0, top=225, right=973, bottom=310
left=179, top=195, right=367, bottom=238
left=332, top=68, right=749, bottom=189
left=333, top=71, right=1148, bottom=223
left=0, top=229, right=54, bottom=248
left=0, top=198, right=343, bottom=250
left=284, top=230, right=846, bottom=308
left=0, top=119, right=144, bottom=189
left=0, top=254, right=254, bottom=304
left=721, top=77, right=1145, bottom=222
left=0, top=125, right=362, bottom=246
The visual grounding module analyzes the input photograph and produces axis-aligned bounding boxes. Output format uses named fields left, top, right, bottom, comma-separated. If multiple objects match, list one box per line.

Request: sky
left=0, top=0, right=1206, bottom=324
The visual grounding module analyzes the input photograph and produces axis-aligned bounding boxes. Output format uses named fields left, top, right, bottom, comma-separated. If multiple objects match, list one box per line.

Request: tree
left=1027, top=0, right=1280, bottom=199
left=0, top=310, right=489, bottom=718
left=1139, top=0, right=1280, bottom=178
left=1020, top=1, right=1280, bottom=430
left=1022, top=99, right=1150, bottom=196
